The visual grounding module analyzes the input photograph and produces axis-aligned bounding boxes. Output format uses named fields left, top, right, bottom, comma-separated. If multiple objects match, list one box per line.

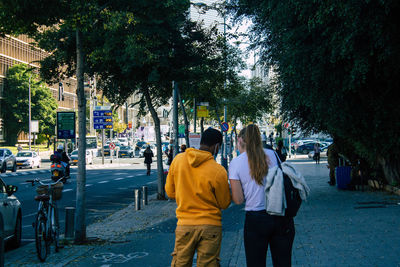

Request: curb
left=368, top=179, right=400, bottom=196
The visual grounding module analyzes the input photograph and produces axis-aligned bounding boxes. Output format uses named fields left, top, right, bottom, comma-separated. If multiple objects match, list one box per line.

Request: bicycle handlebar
left=26, top=177, right=64, bottom=186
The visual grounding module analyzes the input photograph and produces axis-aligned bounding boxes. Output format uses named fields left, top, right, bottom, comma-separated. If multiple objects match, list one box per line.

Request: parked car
left=70, top=150, right=94, bottom=165
left=0, top=178, right=22, bottom=248
left=308, top=145, right=329, bottom=158
left=15, top=150, right=41, bottom=169
left=117, top=137, right=129, bottom=147
left=296, top=143, right=319, bottom=154
left=0, top=148, right=17, bottom=173
left=118, top=146, right=134, bottom=158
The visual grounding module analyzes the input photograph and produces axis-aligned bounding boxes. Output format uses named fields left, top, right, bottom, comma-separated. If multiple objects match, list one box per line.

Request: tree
left=230, top=0, right=400, bottom=184
left=2, top=64, right=57, bottom=145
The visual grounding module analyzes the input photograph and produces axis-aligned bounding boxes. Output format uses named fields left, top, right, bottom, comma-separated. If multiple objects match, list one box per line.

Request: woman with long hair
left=229, top=124, right=295, bottom=267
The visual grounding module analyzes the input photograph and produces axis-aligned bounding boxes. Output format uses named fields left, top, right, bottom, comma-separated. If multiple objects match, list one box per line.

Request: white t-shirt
left=229, top=149, right=278, bottom=211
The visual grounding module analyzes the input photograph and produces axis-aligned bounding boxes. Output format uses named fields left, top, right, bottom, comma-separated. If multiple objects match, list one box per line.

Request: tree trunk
left=377, top=155, right=400, bottom=185
left=75, top=28, right=87, bottom=243
left=200, top=117, right=204, bottom=134
left=142, top=86, right=166, bottom=200
left=178, top=90, right=190, bottom=147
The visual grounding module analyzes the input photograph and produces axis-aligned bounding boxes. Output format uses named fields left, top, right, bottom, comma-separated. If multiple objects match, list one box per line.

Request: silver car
left=0, top=148, right=17, bottom=173
left=0, top=178, right=22, bottom=248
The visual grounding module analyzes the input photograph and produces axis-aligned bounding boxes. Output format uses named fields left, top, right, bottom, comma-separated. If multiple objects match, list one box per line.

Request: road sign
left=197, top=106, right=209, bottom=117
left=109, top=142, right=116, bottom=150
left=189, top=133, right=201, bottom=149
left=221, top=122, right=229, bottom=132
left=93, top=108, right=113, bottom=130
left=57, top=112, right=76, bottom=139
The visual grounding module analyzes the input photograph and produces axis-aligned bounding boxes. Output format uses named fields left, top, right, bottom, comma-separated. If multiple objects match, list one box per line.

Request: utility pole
left=172, top=81, right=179, bottom=157
left=193, top=98, right=197, bottom=133
left=221, top=6, right=228, bottom=170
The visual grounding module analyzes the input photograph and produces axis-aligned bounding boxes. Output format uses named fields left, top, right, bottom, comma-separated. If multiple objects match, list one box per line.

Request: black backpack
left=274, top=153, right=302, bottom=217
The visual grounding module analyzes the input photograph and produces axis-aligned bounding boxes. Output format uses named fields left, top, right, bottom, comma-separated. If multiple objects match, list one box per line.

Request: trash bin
left=336, top=166, right=352, bottom=189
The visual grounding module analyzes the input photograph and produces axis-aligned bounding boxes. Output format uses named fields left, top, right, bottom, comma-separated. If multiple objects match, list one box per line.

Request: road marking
left=98, top=181, right=109, bottom=184
left=23, top=225, right=33, bottom=229
left=146, top=181, right=157, bottom=185
left=22, top=212, right=37, bottom=218
left=10, top=173, right=18, bottom=176
left=114, top=173, right=129, bottom=175
left=127, top=175, right=135, bottom=178
left=86, top=184, right=93, bottom=187
left=21, top=239, right=35, bottom=242
left=63, top=189, right=73, bottom=192
left=114, top=178, right=124, bottom=181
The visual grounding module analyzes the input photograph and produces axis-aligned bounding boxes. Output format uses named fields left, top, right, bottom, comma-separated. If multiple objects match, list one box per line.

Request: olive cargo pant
left=171, top=225, right=222, bottom=267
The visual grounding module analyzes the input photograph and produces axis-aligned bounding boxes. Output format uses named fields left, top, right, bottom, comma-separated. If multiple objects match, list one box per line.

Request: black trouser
left=244, top=210, right=295, bottom=267
left=146, top=163, right=151, bottom=175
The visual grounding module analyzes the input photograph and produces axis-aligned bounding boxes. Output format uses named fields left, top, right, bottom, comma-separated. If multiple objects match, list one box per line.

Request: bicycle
left=26, top=177, right=64, bottom=262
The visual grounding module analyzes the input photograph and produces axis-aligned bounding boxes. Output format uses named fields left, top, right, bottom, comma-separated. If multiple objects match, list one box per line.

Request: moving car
left=118, top=146, right=134, bottom=158
left=117, top=137, right=129, bottom=147
left=15, top=150, right=41, bottom=169
left=0, top=178, right=22, bottom=248
left=296, top=143, right=320, bottom=154
left=70, top=150, right=94, bottom=165
left=0, top=148, right=17, bottom=173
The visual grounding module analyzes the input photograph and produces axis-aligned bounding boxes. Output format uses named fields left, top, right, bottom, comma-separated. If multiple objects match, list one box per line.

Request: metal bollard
left=65, top=207, right=75, bottom=239
left=135, top=189, right=141, bottom=210
left=142, top=186, right=148, bottom=206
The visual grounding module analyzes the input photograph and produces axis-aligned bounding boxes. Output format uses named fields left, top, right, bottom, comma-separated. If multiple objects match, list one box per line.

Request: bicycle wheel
left=35, top=212, right=49, bottom=262
left=52, top=206, right=60, bottom=252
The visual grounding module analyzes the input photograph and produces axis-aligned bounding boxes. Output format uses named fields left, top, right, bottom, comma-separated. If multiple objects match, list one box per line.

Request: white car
left=70, top=150, right=94, bottom=165
left=0, top=178, right=22, bottom=248
left=117, top=138, right=129, bottom=147
left=15, top=150, right=41, bottom=169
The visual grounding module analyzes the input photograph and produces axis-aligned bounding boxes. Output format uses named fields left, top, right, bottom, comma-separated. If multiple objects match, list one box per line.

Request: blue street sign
left=93, top=109, right=113, bottom=130
left=221, top=122, right=229, bottom=132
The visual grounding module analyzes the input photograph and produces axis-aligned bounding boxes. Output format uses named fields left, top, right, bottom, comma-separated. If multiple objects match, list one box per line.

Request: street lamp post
left=28, top=74, right=32, bottom=151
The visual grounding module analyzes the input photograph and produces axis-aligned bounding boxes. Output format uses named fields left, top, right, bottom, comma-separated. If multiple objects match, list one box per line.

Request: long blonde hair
left=243, top=124, right=269, bottom=185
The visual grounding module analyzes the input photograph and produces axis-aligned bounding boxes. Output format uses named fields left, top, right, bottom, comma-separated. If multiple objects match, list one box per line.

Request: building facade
left=0, top=35, right=78, bottom=143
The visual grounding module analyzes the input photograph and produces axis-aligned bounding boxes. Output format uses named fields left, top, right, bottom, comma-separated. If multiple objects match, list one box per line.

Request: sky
left=190, top=1, right=255, bottom=79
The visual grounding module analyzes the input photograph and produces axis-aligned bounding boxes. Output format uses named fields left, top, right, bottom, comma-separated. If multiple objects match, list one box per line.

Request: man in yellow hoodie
left=165, top=128, right=231, bottom=267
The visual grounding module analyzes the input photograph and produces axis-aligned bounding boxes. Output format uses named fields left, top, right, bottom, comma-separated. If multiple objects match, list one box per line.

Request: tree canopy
left=229, top=0, right=400, bottom=184
left=2, top=64, right=58, bottom=145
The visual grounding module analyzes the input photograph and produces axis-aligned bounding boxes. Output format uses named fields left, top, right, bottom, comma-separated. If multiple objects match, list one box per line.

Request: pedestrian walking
left=143, top=145, right=154, bottom=176
left=165, top=128, right=231, bottom=267
left=180, top=144, right=186, bottom=153
left=165, top=145, right=173, bottom=165
left=327, top=142, right=339, bottom=185
left=17, top=144, right=22, bottom=152
left=314, top=143, right=321, bottom=164
left=276, top=139, right=287, bottom=162
left=229, top=124, right=295, bottom=267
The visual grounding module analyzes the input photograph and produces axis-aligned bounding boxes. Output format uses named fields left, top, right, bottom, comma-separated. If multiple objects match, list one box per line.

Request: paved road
left=1, top=157, right=159, bottom=248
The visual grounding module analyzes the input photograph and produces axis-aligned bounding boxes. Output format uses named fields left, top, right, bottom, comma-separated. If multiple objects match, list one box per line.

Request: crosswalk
left=0, top=163, right=132, bottom=178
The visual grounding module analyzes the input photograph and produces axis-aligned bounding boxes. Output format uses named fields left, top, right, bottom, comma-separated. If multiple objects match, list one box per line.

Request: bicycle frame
left=27, top=176, right=63, bottom=261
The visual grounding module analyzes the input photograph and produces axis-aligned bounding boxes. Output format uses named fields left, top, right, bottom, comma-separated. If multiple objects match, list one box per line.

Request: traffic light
left=58, top=82, right=64, bottom=101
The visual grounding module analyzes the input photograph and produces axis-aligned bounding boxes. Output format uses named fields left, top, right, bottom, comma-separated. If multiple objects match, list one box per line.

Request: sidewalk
left=5, top=157, right=400, bottom=266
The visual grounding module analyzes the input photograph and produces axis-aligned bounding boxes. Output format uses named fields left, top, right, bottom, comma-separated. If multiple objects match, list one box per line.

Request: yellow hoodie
left=165, top=148, right=231, bottom=226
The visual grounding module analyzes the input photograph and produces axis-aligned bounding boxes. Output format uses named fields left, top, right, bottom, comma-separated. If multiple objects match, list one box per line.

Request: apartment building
left=0, top=35, right=78, bottom=143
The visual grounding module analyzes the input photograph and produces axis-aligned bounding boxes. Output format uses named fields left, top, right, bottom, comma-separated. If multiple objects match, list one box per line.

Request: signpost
left=189, top=133, right=201, bottom=149
left=109, top=142, right=116, bottom=163
left=57, top=112, right=76, bottom=139
left=221, top=122, right=229, bottom=132
left=197, top=106, right=209, bottom=118
left=94, top=106, right=113, bottom=164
